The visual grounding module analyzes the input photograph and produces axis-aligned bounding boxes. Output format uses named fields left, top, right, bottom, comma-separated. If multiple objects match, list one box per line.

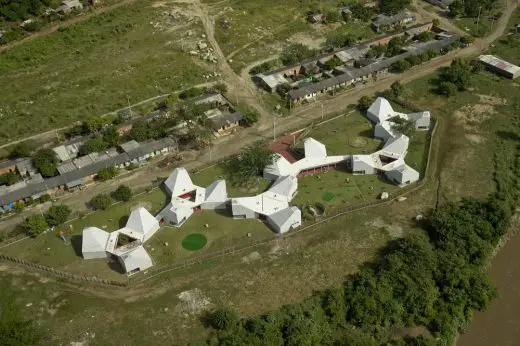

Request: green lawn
left=0, top=0, right=208, bottom=144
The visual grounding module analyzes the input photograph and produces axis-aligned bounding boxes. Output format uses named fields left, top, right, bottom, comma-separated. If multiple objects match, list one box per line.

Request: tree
left=390, top=117, right=416, bottom=136
left=112, top=185, right=132, bottom=202
left=440, top=58, right=472, bottom=91
left=437, top=81, right=458, bottom=96
left=79, top=136, right=107, bottom=156
left=391, top=81, right=404, bottom=98
left=250, top=61, right=273, bottom=75
left=0, top=172, right=21, bottom=186
left=349, top=3, right=374, bottom=21
left=224, top=145, right=276, bottom=186
left=44, top=205, right=71, bottom=227
left=386, top=37, right=404, bottom=57
left=406, top=54, right=422, bottom=66
left=97, top=167, right=119, bottom=181
left=391, top=59, right=411, bottom=72
left=325, top=31, right=356, bottom=48
left=280, top=43, right=316, bottom=65
left=84, top=116, right=108, bottom=134
left=32, top=148, right=57, bottom=177
left=241, top=109, right=260, bottom=127
left=357, top=96, right=374, bottom=112
left=277, top=83, right=293, bottom=97
left=211, top=309, right=237, bottom=330
left=432, top=18, right=440, bottom=28
left=89, top=194, right=113, bottom=210
left=418, top=31, right=434, bottom=42
left=102, top=126, right=121, bottom=148
left=211, top=82, right=228, bottom=94
left=8, top=141, right=34, bottom=159
left=449, top=0, right=464, bottom=17
left=380, top=0, right=411, bottom=15
left=22, top=215, right=48, bottom=237
left=324, top=9, right=340, bottom=23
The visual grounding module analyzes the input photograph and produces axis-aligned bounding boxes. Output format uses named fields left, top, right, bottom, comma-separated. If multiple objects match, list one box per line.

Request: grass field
left=0, top=0, right=209, bottom=144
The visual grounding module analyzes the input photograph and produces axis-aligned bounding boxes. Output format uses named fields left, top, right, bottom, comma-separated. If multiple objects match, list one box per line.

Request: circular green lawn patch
left=182, top=233, right=208, bottom=251
left=323, top=192, right=336, bottom=201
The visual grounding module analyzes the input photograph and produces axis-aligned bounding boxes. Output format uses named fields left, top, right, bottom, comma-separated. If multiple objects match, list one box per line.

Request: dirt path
left=0, top=0, right=138, bottom=53
left=412, top=0, right=467, bottom=36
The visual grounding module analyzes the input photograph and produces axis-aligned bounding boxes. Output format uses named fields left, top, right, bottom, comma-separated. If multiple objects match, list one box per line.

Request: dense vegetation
left=449, top=0, right=500, bottom=18
left=21, top=204, right=71, bottom=236
left=223, top=145, right=276, bottom=186
left=207, top=83, right=520, bottom=345
left=0, top=0, right=51, bottom=22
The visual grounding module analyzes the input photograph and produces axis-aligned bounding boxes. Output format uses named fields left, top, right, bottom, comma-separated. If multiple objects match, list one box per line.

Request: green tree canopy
left=224, top=145, right=276, bottom=186
left=22, top=215, right=48, bottom=237
left=357, top=96, right=374, bottom=112
left=211, top=308, right=238, bottom=330
left=112, top=185, right=132, bottom=202
left=32, top=148, right=57, bottom=177
left=89, top=194, right=113, bottom=210
left=97, top=167, right=119, bottom=181
left=45, top=205, right=71, bottom=227
left=8, top=141, right=34, bottom=159
left=280, top=43, right=317, bottom=65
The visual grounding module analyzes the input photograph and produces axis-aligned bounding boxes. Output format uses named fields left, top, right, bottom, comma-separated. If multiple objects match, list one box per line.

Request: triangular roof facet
left=126, top=207, right=159, bottom=237
left=205, top=180, right=227, bottom=202
left=82, top=227, right=109, bottom=254
left=164, top=168, right=195, bottom=197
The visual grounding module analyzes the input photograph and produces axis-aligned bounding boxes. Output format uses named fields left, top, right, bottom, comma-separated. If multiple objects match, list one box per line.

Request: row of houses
left=286, top=33, right=459, bottom=104
left=254, top=22, right=436, bottom=94
left=192, top=92, right=244, bottom=136
left=0, top=138, right=176, bottom=211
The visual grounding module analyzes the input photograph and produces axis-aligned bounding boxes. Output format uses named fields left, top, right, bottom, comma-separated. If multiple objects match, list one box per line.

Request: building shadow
left=107, top=259, right=125, bottom=274
left=496, top=130, right=520, bottom=142
left=70, top=235, right=83, bottom=258
left=358, top=129, right=373, bottom=138
left=119, top=215, right=129, bottom=228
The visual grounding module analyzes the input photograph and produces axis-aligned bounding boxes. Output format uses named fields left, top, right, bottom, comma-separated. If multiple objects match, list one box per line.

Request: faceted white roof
left=205, top=180, right=227, bottom=202
left=164, top=168, right=195, bottom=197
left=118, top=245, right=153, bottom=273
left=82, top=227, right=109, bottom=254
left=304, top=138, right=327, bottom=158
left=125, top=207, right=159, bottom=239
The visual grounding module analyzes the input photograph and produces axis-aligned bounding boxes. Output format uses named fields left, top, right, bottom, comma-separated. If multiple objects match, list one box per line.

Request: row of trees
left=0, top=0, right=52, bottom=21
left=89, top=185, right=133, bottom=210
left=207, top=131, right=520, bottom=345
left=21, top=204, right=71, bottom=237
left=449, top=0, right=500, bottom=18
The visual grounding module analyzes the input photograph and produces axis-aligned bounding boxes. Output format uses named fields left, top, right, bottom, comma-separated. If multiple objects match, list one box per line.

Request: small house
left=210, top=112, right=244, bottom=135
left=57, top=0, right=84, bottom=13
left=16, top=158, right=37, bottom=177
left=371, top=12, right=415, bottom=33
left=308, top=13, right=324, bottom=24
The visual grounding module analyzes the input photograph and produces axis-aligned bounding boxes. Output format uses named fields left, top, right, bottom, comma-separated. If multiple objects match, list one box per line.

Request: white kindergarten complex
left=81, top=97, right=430, bottom=275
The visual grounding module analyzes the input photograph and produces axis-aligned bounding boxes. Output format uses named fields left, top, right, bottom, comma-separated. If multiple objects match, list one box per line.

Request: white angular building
left=81, top=207, right=159, bottom=275
left=82, top=227, right=109, bottom=259
left=351, top=97, right=430, bottom=186
left=157, top=167, right=228, bottom=226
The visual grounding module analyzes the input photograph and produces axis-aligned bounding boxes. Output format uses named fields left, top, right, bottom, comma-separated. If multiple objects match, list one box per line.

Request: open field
left=0, top=0, right=211, bottom=144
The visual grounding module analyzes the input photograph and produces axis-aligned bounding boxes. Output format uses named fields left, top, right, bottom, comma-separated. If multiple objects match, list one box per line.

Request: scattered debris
left=174, top=289, right=212, bottom=315
left=242, top=251, right=261, bottom=263
left=397, top=196, right=407, bottom=202
left=380, top=192, right=389, bottom=200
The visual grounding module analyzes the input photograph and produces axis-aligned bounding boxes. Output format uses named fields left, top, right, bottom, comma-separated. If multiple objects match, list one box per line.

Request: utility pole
left=127, top=96, right=133, bottom=118
left=209, top=145, right=212, bottom=162
left=476, top=6, right=482, bottom=32
left=272, top=115, right=276, bottom=140
left=321, top=103, right=324, bottom=120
